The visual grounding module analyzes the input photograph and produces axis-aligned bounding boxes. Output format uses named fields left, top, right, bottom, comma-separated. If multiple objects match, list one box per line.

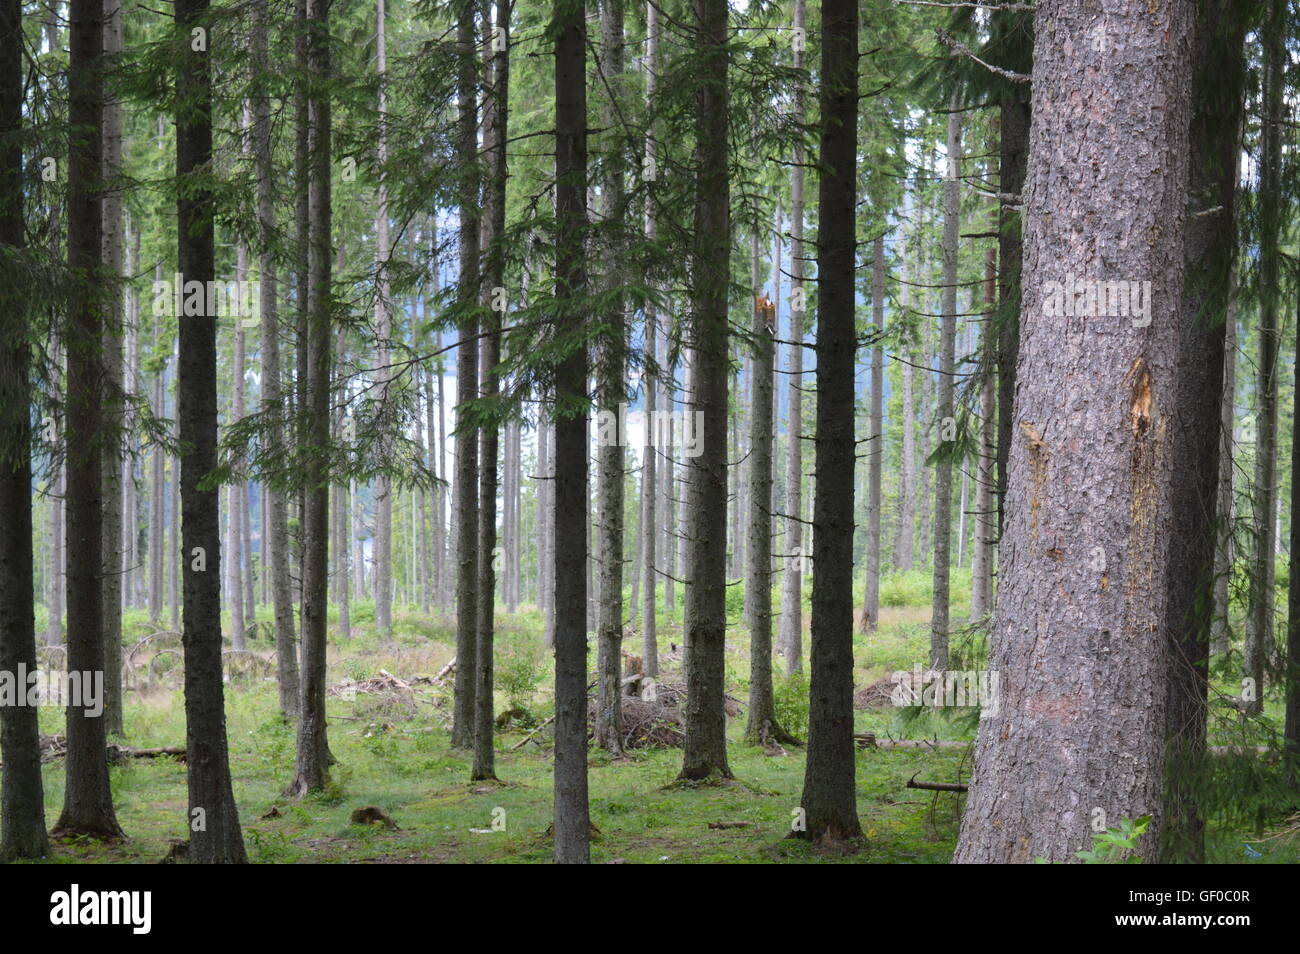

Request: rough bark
left=678, top=0, right=731, bottom=782
left=1161, top=0, right=1246, bottom=864
left=0, top=0, right=50, bottom=858
left=288, top=0, right=333, bottom=798
left=174, top=0, right=247, bottom=861
left=797, top=0, right=860, bottom=844
left=54, top=0, right=121, bottom=841
left=594, top=0, right=626, bottom=756
left=374, top=0, right=393, bottom=641
left=450, top=0, right=480, bottom=750
left=100, top=0, right=125, bottom=736
left=955, top=0, right=1194, bottom=864
left=473, top=0, right=509, bottom=781
left=552, top=0, right=591, bottom=863
left=253, top=0, right=300, bottom=720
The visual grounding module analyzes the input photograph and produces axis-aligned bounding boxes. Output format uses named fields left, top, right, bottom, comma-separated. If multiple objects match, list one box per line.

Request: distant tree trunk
left=254, top=0, right=299, bottom=719
left=797, top=0, right=860, bottom=845
left=1163, top=0, right=1247, bottom=862
left=552, top=0, right=591, bottom=864
left=373, top=0, right=393, bottom=641
left=49, top=341, right=65, bottom=645
left=1211, top=278, right=1237, bottom=657
left=169, top=427, right=179, bottom=630
left=931, top=104, right=960, bottom=671
left=336, top=330, right=351, bottom=639
left=594, top=0, right=626, bottom=756
left=1245, top=0, right=1283, bottom=714
left=473, top=0, right=508, bottom=781
left=451, top=0, right=481, bottom=750
left=0, top=0, right=51, bottom=858
left=539, top=411, right=555, bottom=646
left=149, top=339, right=164, bottom=626
left=678, top=0, right=731, bottom=783
left=288, top=0, right=333, bottom=798
left=641, top=2, right=659, bottom=674
left=996, top=95, right=1029, bottom=539
left=971, top=243, right=996, bottom=619
left=100, top=0, right=125, bottom=736
left=955, top=0, right=1193, bottom=863
left=894, top=196, right=916, bottom=572
left=859, top=236, right=884, bottom=633
left=228, top=244, right=248, bottom=652
left=55, top=0, right=122, bottom=841
left=122, top=223, right=140, bottom=611
left=173, top=0, right=247, bottom=861
left=778, top=0, right=806, bottom=676
left=745, top=285, right=798, bottom=746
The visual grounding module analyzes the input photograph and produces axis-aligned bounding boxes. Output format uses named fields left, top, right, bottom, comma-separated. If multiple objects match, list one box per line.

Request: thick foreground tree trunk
left=955, top=0, right=1194, bottom=864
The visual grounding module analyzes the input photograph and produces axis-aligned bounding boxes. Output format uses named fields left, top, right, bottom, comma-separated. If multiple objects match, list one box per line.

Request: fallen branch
left=906, top=774, right=968, bottom=793
left=510, top=714, right=556, bottom=750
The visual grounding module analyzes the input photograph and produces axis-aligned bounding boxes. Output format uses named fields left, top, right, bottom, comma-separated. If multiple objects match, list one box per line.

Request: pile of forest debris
left=593, top=681, right=742, bottom=750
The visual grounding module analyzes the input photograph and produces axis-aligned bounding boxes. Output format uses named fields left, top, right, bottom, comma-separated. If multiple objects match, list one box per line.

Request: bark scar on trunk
left=1019, top=420, right=1049, bottom=542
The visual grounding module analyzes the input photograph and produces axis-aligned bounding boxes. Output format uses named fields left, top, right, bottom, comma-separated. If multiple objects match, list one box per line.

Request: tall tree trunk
left=859, top=236, right=884, bottom=633
left=931, top=104, right=960, bottom=670
left=894, top=192, right=916, bottom=571
left=996, top=95, right=1030, bottom=540
left=594, top=0, right=626, bottom=756
left=436, top=332, right=449, bottom=612
left=373, top=0, right=393, bottom=641
left=1163, top=0, right=1247, bottom=863
left=640, top=1, right=659, bottom=675
left=100, top=0, right=125, bottom=736
left=254, top=0, right=300, bottom=720
left=1210, top=278, right=1237, bottom=657
left=288, top=0, right=333, bottom=797
left=451, top=0, right=481, bottom=750
left=169, top=418, right=180, bottom=630
left=797, top=0, right=860, bottom=844
left=678, top=0, right=731, bottom=782
left=540, top=410, right=555, bottom=646
left=552, top=0, right=591, bottom=863
left=1245, top=0, right=1284, bottom=714
left=55, top=0, right=121, bottom=840
left=972, top=242, right=996, bottom=618
left=123, top=223, right=140, bottom=611
left=149, top=337, right=164, bottom=626
left=228, top=244, right=248, bottom=652
left=955, top=0, right=1194, bottom=863
left=745, top=282, right=797, bottom=746
left=473, top=0, right=509, bottom=781
left=49, top=341, right=65, bottom=646
left=0, top=0, right=51, bottom=859
left=778, top=0, right=807, bottom=674
left=174, top=0, right=247, bottom=861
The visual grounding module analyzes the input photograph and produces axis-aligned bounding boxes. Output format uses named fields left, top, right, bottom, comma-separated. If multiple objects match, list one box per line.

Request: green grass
left=23, top=575, right=1300, bottom=864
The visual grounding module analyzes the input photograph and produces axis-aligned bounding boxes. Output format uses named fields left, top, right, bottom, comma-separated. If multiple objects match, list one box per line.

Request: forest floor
left=21, top=568, right=1300, bottom=863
